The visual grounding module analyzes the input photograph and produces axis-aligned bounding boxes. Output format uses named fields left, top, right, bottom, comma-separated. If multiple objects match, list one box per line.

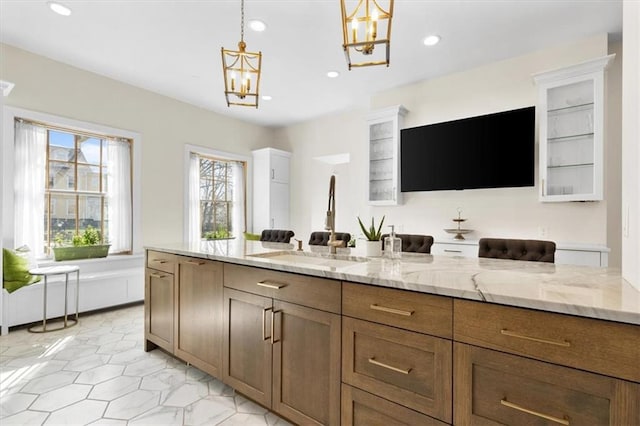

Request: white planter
left=362, top=240, right=382, bottom=257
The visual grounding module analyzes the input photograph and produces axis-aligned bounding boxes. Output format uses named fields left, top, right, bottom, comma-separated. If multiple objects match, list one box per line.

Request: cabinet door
left=272, top=300, right=341, bottom=425
left=222, top=288, right=273, bottom=407
left=342, top=384, right=448, bottom=426
left=270, top=153, right=290, bottom=184
left=174, top=258, right=223, bottom=379
left=145, top=268, right=174, bottom=353
left=535, top=55, right=614, bottom=202
left=454, top=342, right=640, bottom=425
left=367, top=105, right=407, bottom=206
left=269, top=181, right=289, bottom=229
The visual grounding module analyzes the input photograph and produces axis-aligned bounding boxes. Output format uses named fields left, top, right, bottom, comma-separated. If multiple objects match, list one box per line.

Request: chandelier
left=221, top=0, right=262, bottom=108
left=341, top=0, right=394, bottom=70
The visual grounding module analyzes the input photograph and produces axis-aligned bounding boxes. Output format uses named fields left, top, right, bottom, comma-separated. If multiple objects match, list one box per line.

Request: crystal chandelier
left=221, top=0, right=262, bottom=107
left=341, top=0, right=394, bottom=70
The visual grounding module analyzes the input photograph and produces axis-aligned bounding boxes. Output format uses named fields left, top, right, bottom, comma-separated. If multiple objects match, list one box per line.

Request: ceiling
left=0, top=0, right=622, bottom=128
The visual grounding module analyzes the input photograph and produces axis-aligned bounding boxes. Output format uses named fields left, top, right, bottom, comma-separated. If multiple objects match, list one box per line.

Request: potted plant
left=53, top=225, right=110, bottom=261
left=357, top=215, right=385, bottom=257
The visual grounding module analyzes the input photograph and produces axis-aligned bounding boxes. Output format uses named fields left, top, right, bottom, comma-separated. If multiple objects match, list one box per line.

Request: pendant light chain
left=240, top=0, right=245, bottom=43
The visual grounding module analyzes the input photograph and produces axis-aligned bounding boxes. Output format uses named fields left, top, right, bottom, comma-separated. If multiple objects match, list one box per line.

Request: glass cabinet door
left=367, top=105, right=407, bottom=205
left=535, top=54, right=614, bottom=202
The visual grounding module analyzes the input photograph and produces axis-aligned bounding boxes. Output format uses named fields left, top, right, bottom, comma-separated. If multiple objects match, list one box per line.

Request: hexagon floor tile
left=0, top=304, right=292, bottom=425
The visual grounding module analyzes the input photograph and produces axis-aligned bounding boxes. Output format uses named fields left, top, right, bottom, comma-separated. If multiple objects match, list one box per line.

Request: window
left=186, top=147, right=247, bottom=243
left=13, top=119, right=133, bottom=256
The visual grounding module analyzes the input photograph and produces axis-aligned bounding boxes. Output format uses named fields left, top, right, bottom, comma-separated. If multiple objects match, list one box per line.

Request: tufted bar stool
left=260, top=229, right=295, bottom=243
left=478, top=238, right=556, bottom=263
left=308, top=232, right=351, bottom=246
left=380, top=234, right=434, bottom=254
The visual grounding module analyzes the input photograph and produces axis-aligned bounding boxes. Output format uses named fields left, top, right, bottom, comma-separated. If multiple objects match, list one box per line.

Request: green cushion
left=243, top=232, right=261, bottom=241
left=3, top=248, right=40, bottom=293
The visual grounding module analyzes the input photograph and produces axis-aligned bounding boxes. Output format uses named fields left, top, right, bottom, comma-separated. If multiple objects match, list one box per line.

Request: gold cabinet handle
left=257, top=281, right=286, bottom=290
left=262, top=307, right=272, bottom=341
left=500, top=329, right=571, bottom=347
left=500, top=399, right=569, bottom=425
left=370, top=304, right=413, bottom=317
left=271, top=310, right=281, bottom=344
left=185, top=260, right=205, bottom=265
left=150, top=272, right=167, bottom=278
left=368, top=357, right=411, bottom=375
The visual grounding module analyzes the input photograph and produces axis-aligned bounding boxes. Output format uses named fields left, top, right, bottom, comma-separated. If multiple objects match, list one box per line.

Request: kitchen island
left=145, top=239, right=640, bottom=425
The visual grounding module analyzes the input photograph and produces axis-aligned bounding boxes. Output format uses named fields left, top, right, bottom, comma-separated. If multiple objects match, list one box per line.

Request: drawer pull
left=152, top=259, right=168, bottom=264
left=262, top=307, right=272, bottom=340
left=500, top=399, right=569, bottom=425
left=257, top=281, right=286, bottom=290
left=444, top=249, right=462, bottom=253
left=500, top=329, right=571, bottom=347
left=368, top=358, right=411, bottom=375
left=150, top=272, right=167, bottom=278
left=185, top=260, right=205, bottom=266
left=370, top=304, right=414, bottom=317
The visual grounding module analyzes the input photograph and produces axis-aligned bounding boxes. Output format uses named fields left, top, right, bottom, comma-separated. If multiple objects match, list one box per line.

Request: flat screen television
left=400, top=106, right=535, bottom=192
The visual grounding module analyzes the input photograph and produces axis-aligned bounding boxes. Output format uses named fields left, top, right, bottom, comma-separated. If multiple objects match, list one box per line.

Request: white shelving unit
left=252, top=148, right=291, bottom=233
left=533, top=55, right=614, bottom=202
left=366, top=105, right=407, bottom=205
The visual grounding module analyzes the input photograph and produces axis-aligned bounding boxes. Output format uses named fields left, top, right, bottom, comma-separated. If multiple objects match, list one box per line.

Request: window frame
left=183, top=144, right=251, bottom=244
left=2, top=106, right=142, bottom=259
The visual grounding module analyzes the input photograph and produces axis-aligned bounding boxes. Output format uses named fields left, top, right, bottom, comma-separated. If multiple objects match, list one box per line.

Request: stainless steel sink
left=248, top=251, right=369, bottom=269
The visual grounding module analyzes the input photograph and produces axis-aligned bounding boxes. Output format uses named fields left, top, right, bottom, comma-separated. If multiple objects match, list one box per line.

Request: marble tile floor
left=0, top=304, right=292, bottom=426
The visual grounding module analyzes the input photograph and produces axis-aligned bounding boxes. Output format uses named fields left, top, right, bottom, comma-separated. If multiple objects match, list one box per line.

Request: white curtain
left=187, top=153, right=201, bottom=244
left=14, top=121, right=47, bottom=257
left=231, top=162, right=245, bottom=237
left=107, top=139, right=132, bottom=253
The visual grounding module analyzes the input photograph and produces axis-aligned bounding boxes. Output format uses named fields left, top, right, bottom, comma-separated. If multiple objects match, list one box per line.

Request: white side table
left=28, top=265, right=80, bottom=333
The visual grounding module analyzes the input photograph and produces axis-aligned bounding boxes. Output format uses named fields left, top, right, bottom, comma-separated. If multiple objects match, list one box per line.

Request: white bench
left=1, top=255, right=144, bottom=335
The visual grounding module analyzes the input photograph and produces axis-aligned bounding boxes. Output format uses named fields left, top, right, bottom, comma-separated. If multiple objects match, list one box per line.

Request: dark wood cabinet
left=223, top=265, right=342, bottom=425
left=454, top=342, right=640, bottom=425
left=174, top=257, right=223, bottom=379
left=144, top=251, right=176, bottom=352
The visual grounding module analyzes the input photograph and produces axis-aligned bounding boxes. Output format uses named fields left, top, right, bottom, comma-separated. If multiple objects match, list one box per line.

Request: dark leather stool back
left=478, top=238, right=556, bottom=263
left=260, top=229, right=295, bottom=243
left=380, top=234, right=434, bottom=254
left=308, top=232, right=351, bottom=246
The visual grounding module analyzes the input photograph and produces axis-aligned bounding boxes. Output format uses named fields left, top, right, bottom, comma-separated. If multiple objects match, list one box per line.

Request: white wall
left=278, top=34, right=623, bottom=263
left=622, top=2, right=640, bottom=289
left=0, top=44, right=279, bottom=246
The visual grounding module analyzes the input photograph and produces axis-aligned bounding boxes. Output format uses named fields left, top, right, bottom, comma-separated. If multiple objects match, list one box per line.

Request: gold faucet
left=325, top=175, right=345, bottom=255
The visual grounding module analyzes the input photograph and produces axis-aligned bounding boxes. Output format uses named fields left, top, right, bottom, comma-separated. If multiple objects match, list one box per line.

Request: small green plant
left=357, top=215, right=385, bottom=241
left=204, top=226, right=230, bottom=240
left=54, top=226, right=103, bottom=247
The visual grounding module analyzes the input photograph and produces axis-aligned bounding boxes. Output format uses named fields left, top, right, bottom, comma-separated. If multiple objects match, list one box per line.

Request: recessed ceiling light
left=327, top=71, right=340, bottom=78
left=423, top=35, right=441, bottom=46
left=47, top=1, right=72, bottom=16
left=248, top=20, right=267, bottom=32
left=262, top=95, right=272, bottom=101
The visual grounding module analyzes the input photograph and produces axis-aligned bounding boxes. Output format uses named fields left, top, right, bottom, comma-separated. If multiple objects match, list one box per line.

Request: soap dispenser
left=384, top=225, right=401, bottom=259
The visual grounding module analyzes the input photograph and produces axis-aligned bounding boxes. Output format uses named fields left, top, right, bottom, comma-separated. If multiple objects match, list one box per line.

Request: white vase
left=363, top=240, right=382, bottom=257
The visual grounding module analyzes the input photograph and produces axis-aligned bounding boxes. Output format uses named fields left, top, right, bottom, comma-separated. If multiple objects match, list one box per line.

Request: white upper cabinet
left=533, top=54, right=614, bottom=202
left=252, top=148, right=291, bottom=232
left=367, top=105, right=408, bottom=205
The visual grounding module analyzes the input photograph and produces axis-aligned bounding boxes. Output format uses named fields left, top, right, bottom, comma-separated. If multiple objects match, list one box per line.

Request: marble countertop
left=147, top=240, right=640, bottom=325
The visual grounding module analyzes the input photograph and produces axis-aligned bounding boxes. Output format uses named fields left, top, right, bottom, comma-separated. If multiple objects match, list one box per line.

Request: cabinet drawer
left=223, top=263, right=341, bottom=314
left=343, top=282, right=452, bottom=339
left=341, top=384, right=448, bottom=426
left=431, top=242, right=477, bottom=257
left=454, top=343, right=640, bottom=425
left=146, top=250, right=177, bottom=273
left=342, top=317, right=452, bottom=422
left=454, top=299, right=640, bottom=382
